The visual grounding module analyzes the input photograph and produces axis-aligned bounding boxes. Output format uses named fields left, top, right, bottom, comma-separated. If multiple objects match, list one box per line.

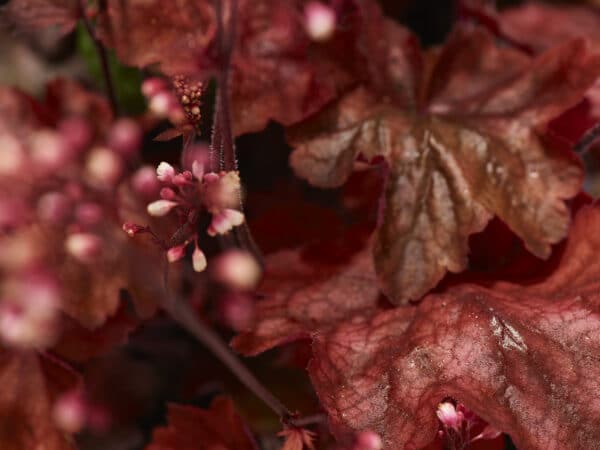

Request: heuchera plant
left=1, top=1, right=600, bottom=449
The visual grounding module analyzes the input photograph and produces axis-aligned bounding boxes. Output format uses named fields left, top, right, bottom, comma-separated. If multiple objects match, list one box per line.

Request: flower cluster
left=436, top=401, right=501, bottom=450
left=125, top=158, right=246, bottom=273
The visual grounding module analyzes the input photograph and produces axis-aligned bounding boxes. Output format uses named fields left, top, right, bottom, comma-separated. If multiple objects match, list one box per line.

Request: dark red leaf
left=236, top=202, right=600, bottom=449
left=145, top=396, right=258, bottom=450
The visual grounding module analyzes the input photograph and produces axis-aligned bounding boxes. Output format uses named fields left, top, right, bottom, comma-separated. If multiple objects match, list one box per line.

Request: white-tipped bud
left=192, top=245, right=207, bottom=272
left=147, top=199, right=178, bottom=217
left=156, top=161, right=176, bottom=182
left=65, top=233, right=102, bottom=263
left=86, top=147, right=124, bottom=187
left=437, top=402, right=462, bottom=431
left=212, top=250, right=261, bottom=291
left=304, top=2, right=336, bottom=42
left=167, top=244, right=186, bottom=263
left=30, top=129, right=70, bottom=172
left=207, top=209, right=245, bottom=237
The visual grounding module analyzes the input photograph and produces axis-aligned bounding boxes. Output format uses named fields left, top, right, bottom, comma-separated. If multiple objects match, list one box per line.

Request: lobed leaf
left=236, top=201, right=600, bottom=449
left=289, top=26, right=597, bottom=303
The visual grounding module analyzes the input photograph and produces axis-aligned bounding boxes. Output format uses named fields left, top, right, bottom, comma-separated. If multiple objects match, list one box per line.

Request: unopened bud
left=131, top=165, right=161, bottom=197
left=30, top=129, right=70, bottom=172
left=86, top=147, right=123, bottom=187
left=108, top=118, right=142, bottom=158
left=156, top=161, right=176, bottom=182
left=207, top=209, right=245, bottom=236
left=192, top=245, right=207, bottom=272
left=37, top=192, right=71, bottom=225
left=75, top=203, right=103, bottom=226
left=147, top=199, right=178, bottom=217
left=437, top=402, right=462, bottom=431
left=167, top=244, right=186, bottom=263
left=160, top=187, right=177, bottom=200
left=211, top=250, right=261, bottom=291
left=142, top=77, right=169, bottom=97
left=304, top=2, right=336, bottom=42
left=65, top=233, right=102, bottom=263
left=58, top=117, right=92, bottom=155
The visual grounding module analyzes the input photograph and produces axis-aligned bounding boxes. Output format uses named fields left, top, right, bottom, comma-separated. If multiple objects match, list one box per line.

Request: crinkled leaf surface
left=145, top=396, right=258, bottom=450
left=289, top=25, right=597, bottom=303
left=97, top=0, right=377, bottom=135
left=0, top=350, right=77, bottom=450
left=235, top=202, right=600, bottom=450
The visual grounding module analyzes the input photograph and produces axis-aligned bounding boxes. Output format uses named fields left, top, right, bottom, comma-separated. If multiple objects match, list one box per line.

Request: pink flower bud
left=65, top=233, right=102, bottom=263
left=192, top=245, right=207, bottom=272
left=203, top=171, right=241, bottom=212
left=437, top=402, right=463, bottom=431
left=355, top=430, right=383, bottom=450
left=75, top=202, right=103, bottom=226
left=131, top=165, right=161, bottom=197
left=156, top=161, right=176, bottom=182
left=160, top=187, right=177, bottom=200
left=58, top=117, right=92, bottom=155
left=53, top=390, right=88, bottom=433
left=149, top=91, right=177, bottom=116
left=167, top=244, right=186, bottom=263
left=108, top=118, right=142, bottom=158
left=30, top=129, right=71, bottom=172
left=218, top=293, right=255, bottom=331
left=147, top=199, right=178, bottom=217
left=142, top=77, right=169, bottom=97
left=211, top=250, right=261, bottom=291
left=37, top=192, right=71, bottom=225
left=86, top=147, right=124, bottom=187
left=0, top=133, right=25, bottom=176
left=304, top=2, right=336, bottom=42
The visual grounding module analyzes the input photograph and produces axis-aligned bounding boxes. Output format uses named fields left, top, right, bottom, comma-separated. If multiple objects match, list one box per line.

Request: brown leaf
left=0, top=350, right=77, bottom=450
left=145, top=396, right=258, bottom=450
left=236, top=202, right=600, bottom=449
left=289, top=26, right=596, bottom=303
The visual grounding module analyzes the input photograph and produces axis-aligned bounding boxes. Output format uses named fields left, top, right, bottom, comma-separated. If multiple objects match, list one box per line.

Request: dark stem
left=79, top=0, right=118, bottom=114
left=162, top=296, right=292, bottom=419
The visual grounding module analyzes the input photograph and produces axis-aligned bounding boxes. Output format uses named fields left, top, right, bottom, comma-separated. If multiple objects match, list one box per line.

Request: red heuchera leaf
left=1, top=0, right=79, bottom=35
left=98, top=0, right=379, bottom=135
left=97, top=0, right=216, bottom=77
left=145, top=396, right=258, bottom=450
left=0, top=350, right=77, bottom=449
left=235, top=202, right=600, bottom=449
left=499, top=3, right=600, bottom=54
left=288, top=24, right=598, bottom=303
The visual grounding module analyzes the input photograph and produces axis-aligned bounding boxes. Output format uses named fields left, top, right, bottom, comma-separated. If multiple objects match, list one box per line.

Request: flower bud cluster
left=436, top=401, right=502, bottom=449
left=127, top=160, right=246, bottom=273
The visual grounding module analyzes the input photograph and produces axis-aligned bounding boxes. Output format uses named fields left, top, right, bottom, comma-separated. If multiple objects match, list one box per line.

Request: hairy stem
left=79, top=0, right=118, bottom=114
left=163, top=296, right=292, bottom=419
